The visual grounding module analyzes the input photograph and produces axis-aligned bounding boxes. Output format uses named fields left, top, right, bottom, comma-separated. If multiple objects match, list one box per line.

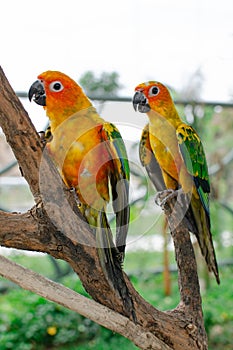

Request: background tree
left=79, top=70, right=122, bottom=98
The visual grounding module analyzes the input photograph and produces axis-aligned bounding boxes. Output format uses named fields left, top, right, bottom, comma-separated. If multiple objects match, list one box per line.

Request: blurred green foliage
left=79, top=71, right=122, bottom=98
left=0, top=252, right=232, bottom=349
left=0, top=287, right=98, bottom=350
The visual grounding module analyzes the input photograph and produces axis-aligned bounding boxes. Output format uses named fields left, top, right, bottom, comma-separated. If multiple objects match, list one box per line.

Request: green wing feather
left=177, top=124, right=220, bottom=283
left=103, top=123, right=130, bottom=180
left=102, top=123, right=130, bottom=258
left=176, top=123, right=210, bottom=216
left=96, top=123, right=135, bottom=318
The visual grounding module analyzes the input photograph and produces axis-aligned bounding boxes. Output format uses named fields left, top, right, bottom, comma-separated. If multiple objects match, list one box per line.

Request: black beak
left=132, top=91, right=150, bottom=113
left=28, top=80, right=46, bottom=106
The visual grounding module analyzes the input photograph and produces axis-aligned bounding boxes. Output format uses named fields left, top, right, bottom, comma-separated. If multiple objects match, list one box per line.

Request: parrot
left=28, top=71, right=134, bottom=315
left=133, top=81, right=220, bottom=284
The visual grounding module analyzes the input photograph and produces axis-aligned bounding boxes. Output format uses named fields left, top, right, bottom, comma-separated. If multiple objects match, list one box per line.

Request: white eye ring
left=49, top=81, right=64, bottom=92
left=148, top=86, right=160, bottom=97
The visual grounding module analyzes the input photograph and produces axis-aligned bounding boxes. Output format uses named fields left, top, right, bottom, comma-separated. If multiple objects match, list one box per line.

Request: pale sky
left=1, top=0, right=233, bottom=103
left=1, top=0, right=232, bottom=233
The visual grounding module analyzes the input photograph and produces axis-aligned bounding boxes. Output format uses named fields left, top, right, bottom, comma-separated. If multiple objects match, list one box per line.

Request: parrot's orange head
left=28, top=71, right=91, bottom=118
left=133, top=81, right=173, bottom=114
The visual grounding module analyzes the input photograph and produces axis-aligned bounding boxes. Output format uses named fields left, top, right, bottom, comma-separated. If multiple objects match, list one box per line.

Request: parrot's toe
left=155, top=188, right=184, bottom=208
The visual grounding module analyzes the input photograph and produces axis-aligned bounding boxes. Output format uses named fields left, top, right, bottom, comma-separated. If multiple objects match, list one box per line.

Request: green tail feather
left=96, top=211, right=136, bottom=321
left=190, top=197, right=220, bottom=284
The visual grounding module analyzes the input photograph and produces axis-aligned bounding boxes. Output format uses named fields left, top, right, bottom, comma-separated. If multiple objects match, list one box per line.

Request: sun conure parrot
left=133, top=81, right=220, bottom=284
left=28, top=71, right=133, bottom=314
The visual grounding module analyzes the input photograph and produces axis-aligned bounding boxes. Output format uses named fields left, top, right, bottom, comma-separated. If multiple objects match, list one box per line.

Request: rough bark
left=0, top=66, right=208, bottom=349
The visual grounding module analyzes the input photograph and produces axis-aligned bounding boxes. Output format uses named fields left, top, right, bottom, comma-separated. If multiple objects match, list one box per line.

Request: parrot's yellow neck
left=45, top=98, right=93, bottom=131
left=147, top=103, right=181, bottom=129
left=46, top=105, right=106, bottom=137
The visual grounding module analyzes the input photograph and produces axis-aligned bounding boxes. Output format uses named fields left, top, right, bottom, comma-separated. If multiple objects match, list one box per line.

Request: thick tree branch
left=0, top=66, right=208, bottom=349
left=163, top=198, right=207, bottom=348
left=0, top=70, right=41, bottom=199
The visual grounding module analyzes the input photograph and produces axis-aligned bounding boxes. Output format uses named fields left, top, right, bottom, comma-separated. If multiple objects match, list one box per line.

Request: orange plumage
left=29, top=71, right=133, bottom=314
left=133, top=81, right=219, bottom=284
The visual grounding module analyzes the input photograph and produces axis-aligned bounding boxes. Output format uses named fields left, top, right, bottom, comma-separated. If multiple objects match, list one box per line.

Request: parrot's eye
left=149, top=86, right=160, bottom=97
left=49, top=81, right=64, bottom=92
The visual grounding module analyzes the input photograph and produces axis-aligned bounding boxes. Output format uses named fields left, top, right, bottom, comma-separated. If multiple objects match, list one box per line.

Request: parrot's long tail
left=96, top=211, right=136, bottom=321
left=190, top=197, right=220, bottom=284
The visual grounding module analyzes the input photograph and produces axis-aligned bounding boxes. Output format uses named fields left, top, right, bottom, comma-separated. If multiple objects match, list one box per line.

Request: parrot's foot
left=69, top=187, right=80, bottom=204
left=69, top=186, right=76, bottom=193
left=116, top=251, right=125, bottom=267
left=68, top=187, right=85, bottom=214
left=155, top=188, right=183, bottom=208
left=38, top=126, right=53, bottom=145
left=38, top=130, right=52, bottom=146
left=38, top=131, right=47, bottom=145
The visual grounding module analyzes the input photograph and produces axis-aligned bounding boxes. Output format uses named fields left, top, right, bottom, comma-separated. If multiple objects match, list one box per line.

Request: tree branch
left=163, top=198, right=207, bottom=348
left=0, top=66, right=208, bottom=349
left=0, top=70, right=42, bottom=199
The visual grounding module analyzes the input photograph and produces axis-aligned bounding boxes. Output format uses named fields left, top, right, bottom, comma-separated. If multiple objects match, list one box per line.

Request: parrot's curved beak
left=28, top=80, right=46, bottom=106
left=132, top=91, right=150, bottom=113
